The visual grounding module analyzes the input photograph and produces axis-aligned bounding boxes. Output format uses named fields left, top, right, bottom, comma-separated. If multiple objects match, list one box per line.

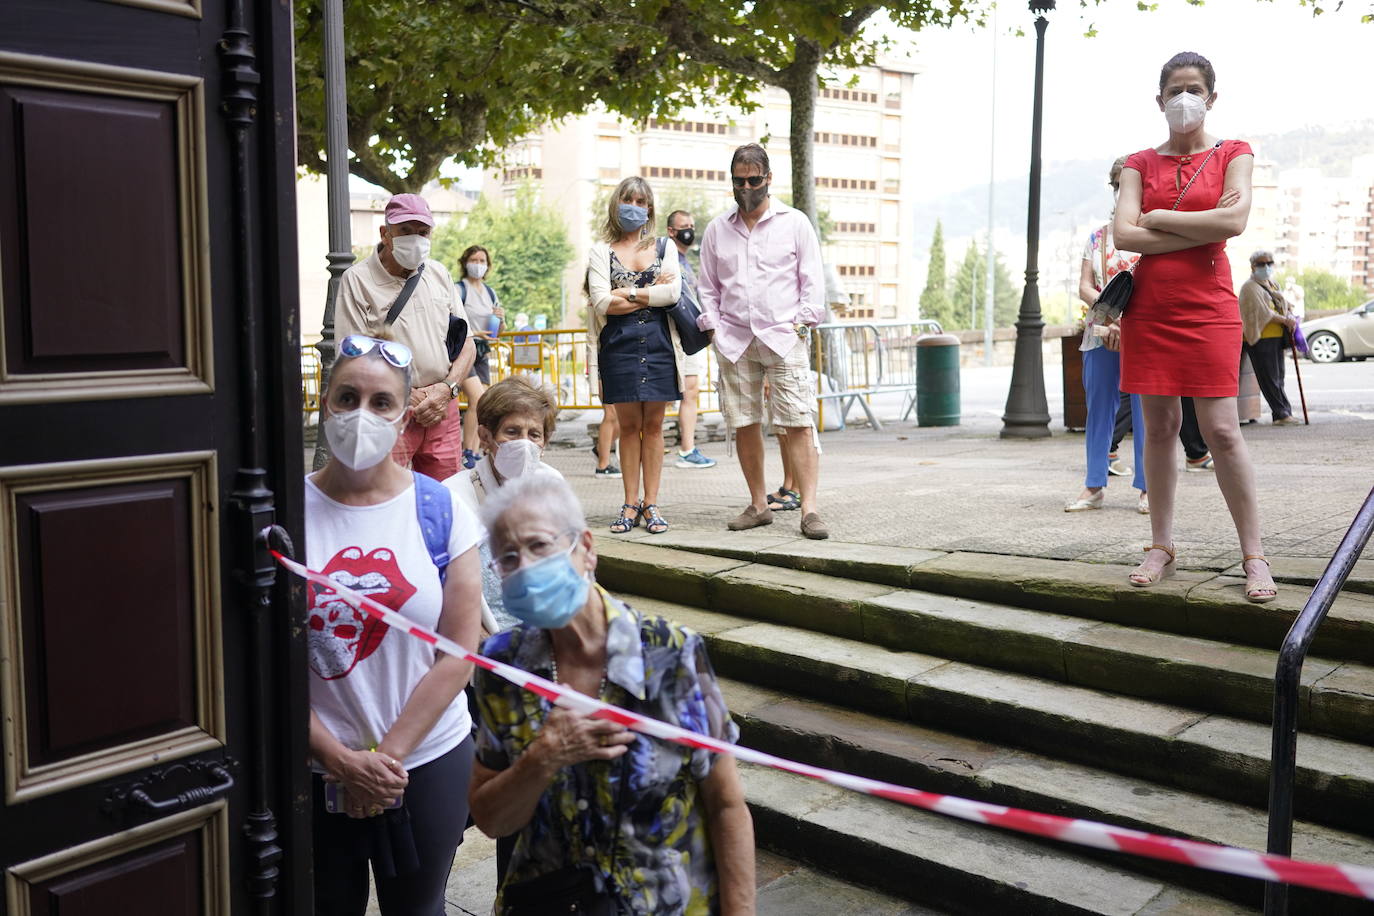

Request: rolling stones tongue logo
left=308, top=547, right=417, bottom=679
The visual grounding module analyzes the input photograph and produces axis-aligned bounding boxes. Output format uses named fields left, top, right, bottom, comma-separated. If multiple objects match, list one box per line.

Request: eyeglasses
left=487, top=529, right=582, bottom=577
left=731, top=175, right=767, bottom=188
left=339, top=335, right=413, bottom=369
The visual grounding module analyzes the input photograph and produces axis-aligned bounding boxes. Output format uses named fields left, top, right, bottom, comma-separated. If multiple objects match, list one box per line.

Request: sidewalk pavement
left=546, top=382, right=1373, bottom=576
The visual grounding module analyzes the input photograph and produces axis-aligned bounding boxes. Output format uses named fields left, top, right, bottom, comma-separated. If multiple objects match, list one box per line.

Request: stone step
left=742, top=763, right=1253, bottom=915
left=604, top=532, right=1374, bottom=663
left=720, top=676, right=1374, bottom=913
left=619, top=595, right=1374, bottom=835
left=597, top=542, right=1374, bottom=744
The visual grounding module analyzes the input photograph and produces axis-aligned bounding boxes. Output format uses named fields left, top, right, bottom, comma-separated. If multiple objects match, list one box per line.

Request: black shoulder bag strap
left=384, top=262, right=426, bottom=326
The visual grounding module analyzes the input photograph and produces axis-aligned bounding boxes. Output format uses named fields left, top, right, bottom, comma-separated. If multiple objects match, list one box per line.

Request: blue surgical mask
left=500, top=544, right=590, bottom=629
left=1257, top=265, right=1274, bottom=282
left=617, top=203, right=649, bottom=232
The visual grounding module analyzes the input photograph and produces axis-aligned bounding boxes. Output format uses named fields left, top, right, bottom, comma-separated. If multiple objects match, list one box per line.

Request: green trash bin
left=916, top=333, right=961, bottom=427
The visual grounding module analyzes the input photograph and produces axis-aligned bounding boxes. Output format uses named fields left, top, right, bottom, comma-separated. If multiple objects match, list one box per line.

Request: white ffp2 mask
left=390, top=234, right=430, bottom=271
left=1164, top=92, right=1208, bottom=133
left=325, top=408, right=405, bottom=470
left=493, top=438, right=544, bottom=480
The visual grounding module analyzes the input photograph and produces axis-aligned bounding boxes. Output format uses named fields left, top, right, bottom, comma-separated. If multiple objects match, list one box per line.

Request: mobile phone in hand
left=323, top=783, right=402, bottom=814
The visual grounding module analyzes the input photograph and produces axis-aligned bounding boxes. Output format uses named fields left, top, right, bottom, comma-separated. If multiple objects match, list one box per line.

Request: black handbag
left=655, top=239, right=711, bottom=356
left=502, top=739, right=633, bottom=916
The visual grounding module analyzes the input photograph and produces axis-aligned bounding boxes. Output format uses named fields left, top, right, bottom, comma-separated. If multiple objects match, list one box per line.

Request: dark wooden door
left=0, top=1, right=309, bottom=913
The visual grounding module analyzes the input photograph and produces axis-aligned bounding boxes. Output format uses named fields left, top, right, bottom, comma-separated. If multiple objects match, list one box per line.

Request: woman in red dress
left=1114, top=51, right=1276, bottom=602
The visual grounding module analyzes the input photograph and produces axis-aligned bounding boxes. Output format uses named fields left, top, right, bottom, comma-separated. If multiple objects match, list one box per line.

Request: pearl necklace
left=549, top=646, right=607, bottom=700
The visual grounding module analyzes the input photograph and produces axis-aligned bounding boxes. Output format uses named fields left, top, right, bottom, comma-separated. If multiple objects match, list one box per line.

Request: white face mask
left=466, top=262, right=488, bottom=279
left=324, top=408, right=405, bottom=470
left=389, top=233, right=430, bottom=271
left=493, top=438, right=543, bottom=480
left=1164, top=92, right=1208, bottom=133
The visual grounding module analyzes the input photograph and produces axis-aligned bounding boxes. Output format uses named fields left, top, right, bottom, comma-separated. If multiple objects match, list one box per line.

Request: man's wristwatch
left=445, top=380, right=460, bottom=400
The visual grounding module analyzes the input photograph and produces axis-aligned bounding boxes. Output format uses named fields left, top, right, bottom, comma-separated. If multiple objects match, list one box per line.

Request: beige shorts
left=718, top=337, right=815, bottom=430
left=681, top=347, right=708, bottom=379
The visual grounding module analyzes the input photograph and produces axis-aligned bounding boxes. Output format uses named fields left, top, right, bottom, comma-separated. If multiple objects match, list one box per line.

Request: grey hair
left=479, top=472, right=587, bottom=541
left=1249, top=249, right=1273, bottom=266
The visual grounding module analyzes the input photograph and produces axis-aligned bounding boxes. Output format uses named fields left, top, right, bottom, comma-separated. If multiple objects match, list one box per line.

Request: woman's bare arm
left=1142, top=154, right=1253, bottom=242
left=1112, top=168, right=1207, bottom=255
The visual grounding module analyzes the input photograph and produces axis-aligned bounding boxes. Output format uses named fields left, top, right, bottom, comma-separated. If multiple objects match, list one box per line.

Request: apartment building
left=482, top=57, right=921, bottom=324
left=1273, top=156, right=1374, bottom=295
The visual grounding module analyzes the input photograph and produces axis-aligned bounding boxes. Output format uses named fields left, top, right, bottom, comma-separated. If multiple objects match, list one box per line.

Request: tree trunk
left=782, top=40, right=822, bottom=230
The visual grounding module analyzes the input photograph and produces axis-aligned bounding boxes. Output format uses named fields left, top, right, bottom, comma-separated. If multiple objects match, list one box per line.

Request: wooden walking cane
left=1289, top=335, right=1310, bottom=425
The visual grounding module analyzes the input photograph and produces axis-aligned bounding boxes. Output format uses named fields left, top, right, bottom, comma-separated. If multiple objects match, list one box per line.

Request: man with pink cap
left=337, top=193, right=476, bottom=480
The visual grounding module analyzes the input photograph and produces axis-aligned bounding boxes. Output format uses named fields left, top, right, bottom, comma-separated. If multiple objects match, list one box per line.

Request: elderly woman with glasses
left=469, top=474, right=756, bottom=916
left=306, top=334, right=484, bottom=916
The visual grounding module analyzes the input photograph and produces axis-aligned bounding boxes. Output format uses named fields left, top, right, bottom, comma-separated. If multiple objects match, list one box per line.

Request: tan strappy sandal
left=1129, top=544, right=1176, bottom=587
left=1242, top=554, right=1278, bottom=604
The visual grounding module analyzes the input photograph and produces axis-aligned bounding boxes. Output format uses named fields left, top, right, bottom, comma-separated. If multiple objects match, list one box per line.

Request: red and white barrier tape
left=277, top=552, right=1374, bottom=900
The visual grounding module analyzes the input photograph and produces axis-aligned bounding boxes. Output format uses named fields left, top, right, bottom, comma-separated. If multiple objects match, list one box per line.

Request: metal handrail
left=1264, top=484, right=1374, bottom=915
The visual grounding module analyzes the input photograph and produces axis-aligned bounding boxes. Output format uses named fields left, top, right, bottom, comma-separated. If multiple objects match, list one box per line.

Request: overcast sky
left=904, top=0, right=1374, bottom=199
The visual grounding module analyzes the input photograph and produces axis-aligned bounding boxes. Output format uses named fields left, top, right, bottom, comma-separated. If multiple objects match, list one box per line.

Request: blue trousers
left=1082, top=346, right=1144, bottom=491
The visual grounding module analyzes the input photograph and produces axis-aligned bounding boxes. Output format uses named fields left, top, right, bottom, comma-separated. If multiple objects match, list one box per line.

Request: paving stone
left=708, top=622, right=948, bottom=719
left=721, top=678, right=1374, bottom=910
left=906, top=662, right=1205, bottom=784
left=709, top=562, right=895, bottom=641
left=594, top=539, right=750, bottom=607
left=862, top=589, right=1097, bottom=679
left=1220, top=555, right=1374, bottom=596
left=1183, top=576, right=1374, bottom=663
left=1171, top=715, right=1374, bottom=831
left=742, top=764, right=1251, bottom=915
left=1309, top=663, right=1374, bottom=740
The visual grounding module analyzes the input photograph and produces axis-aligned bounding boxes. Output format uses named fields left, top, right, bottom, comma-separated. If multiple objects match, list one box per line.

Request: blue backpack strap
left=458, top=282, right=466, bottom=304
left=412, top=471, right=452, bottom=585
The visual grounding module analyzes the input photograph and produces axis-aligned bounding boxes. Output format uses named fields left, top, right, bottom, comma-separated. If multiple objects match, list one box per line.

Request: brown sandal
left=1242, top=554, right=1278, bottom=604
left=1129, top=544, right=1176, bottom=587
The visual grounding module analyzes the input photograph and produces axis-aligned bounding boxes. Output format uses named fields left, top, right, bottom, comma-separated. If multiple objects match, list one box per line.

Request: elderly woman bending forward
left=468, top=475, right=756, bottom=915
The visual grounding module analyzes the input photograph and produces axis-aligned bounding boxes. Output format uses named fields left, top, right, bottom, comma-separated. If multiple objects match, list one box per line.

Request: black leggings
left=312, top=738, right=474, bottom=916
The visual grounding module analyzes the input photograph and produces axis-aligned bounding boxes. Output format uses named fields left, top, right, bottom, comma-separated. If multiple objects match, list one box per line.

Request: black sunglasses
left=1255, top=261, right=1274, bottom=267
left=731, top=175, right=767, bottom=188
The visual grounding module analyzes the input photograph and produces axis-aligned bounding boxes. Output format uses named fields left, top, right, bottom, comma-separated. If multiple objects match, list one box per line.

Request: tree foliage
left=949, top=240, right=1020, bottom=330
left=1279, top=267, right=1366, bottom=314
left=430, top=184, right=574, bottom=323
left=293, top=0, right=759, bottom=193
left=502, top=1, right=969, bottom=225
left=919, top=220, right=954, bottom=329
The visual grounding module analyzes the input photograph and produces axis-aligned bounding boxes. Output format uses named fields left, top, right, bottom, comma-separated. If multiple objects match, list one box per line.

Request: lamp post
left=310, top=0, right=354, bottom=469
left=1000, top=0, right=1054, bottom=439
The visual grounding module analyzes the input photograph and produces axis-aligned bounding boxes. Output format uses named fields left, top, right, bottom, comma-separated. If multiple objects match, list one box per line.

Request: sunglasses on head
left=731, top=175, right=767, bottom=188
left=339, top=335, right=413, bottom=369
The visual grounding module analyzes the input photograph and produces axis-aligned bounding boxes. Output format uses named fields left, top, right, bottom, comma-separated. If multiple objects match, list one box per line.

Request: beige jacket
left=1238, top=276, right=1290, bottom=346
left=586, top=238, right=687, bottom=390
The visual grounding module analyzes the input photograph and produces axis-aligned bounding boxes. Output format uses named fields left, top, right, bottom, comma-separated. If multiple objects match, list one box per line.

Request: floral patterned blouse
left=474, top=587, right=739, bottom=915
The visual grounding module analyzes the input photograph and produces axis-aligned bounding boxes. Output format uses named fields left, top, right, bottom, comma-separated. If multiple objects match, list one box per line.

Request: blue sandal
left=766, top=488, right=801, bottom=511
left=643, top=504, right=669, bottom=534
left=610, top=503, right=641, bottom=534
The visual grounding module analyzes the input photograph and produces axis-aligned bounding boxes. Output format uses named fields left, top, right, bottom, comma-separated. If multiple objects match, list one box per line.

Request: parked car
left=1300, top=299, right=1374, bottom=363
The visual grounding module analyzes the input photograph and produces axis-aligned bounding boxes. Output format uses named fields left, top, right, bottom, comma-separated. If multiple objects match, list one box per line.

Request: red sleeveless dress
left=1120, top=139, right=1253, bottom=397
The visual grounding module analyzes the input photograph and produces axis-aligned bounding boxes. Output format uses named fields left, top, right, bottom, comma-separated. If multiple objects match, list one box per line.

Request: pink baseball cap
left=384, top=193, right=434, bottom=227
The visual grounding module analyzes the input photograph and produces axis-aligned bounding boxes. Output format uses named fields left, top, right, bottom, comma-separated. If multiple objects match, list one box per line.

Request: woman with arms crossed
left=1114, top=51, right=1276, bottom=602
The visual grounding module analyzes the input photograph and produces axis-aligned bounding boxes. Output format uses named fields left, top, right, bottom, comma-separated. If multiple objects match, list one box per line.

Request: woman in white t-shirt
left=307, top=334, right=483, bottom=916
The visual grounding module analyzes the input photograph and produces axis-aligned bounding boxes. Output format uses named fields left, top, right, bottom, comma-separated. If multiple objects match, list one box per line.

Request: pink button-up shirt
left=696, top=199, right=824, bottom=363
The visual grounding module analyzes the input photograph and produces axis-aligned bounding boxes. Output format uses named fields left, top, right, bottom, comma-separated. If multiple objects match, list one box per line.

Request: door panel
left=2, top=454, right=223, bottom=801
left=5, top=803, right=228, bottom=915
left=0, top=53, right=211, bottom=402
left=0, top=0, right=308, bottom=912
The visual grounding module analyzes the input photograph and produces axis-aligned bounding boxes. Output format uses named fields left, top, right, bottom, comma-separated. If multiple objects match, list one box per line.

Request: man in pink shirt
left=697, top=143, right=829, bottom=539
